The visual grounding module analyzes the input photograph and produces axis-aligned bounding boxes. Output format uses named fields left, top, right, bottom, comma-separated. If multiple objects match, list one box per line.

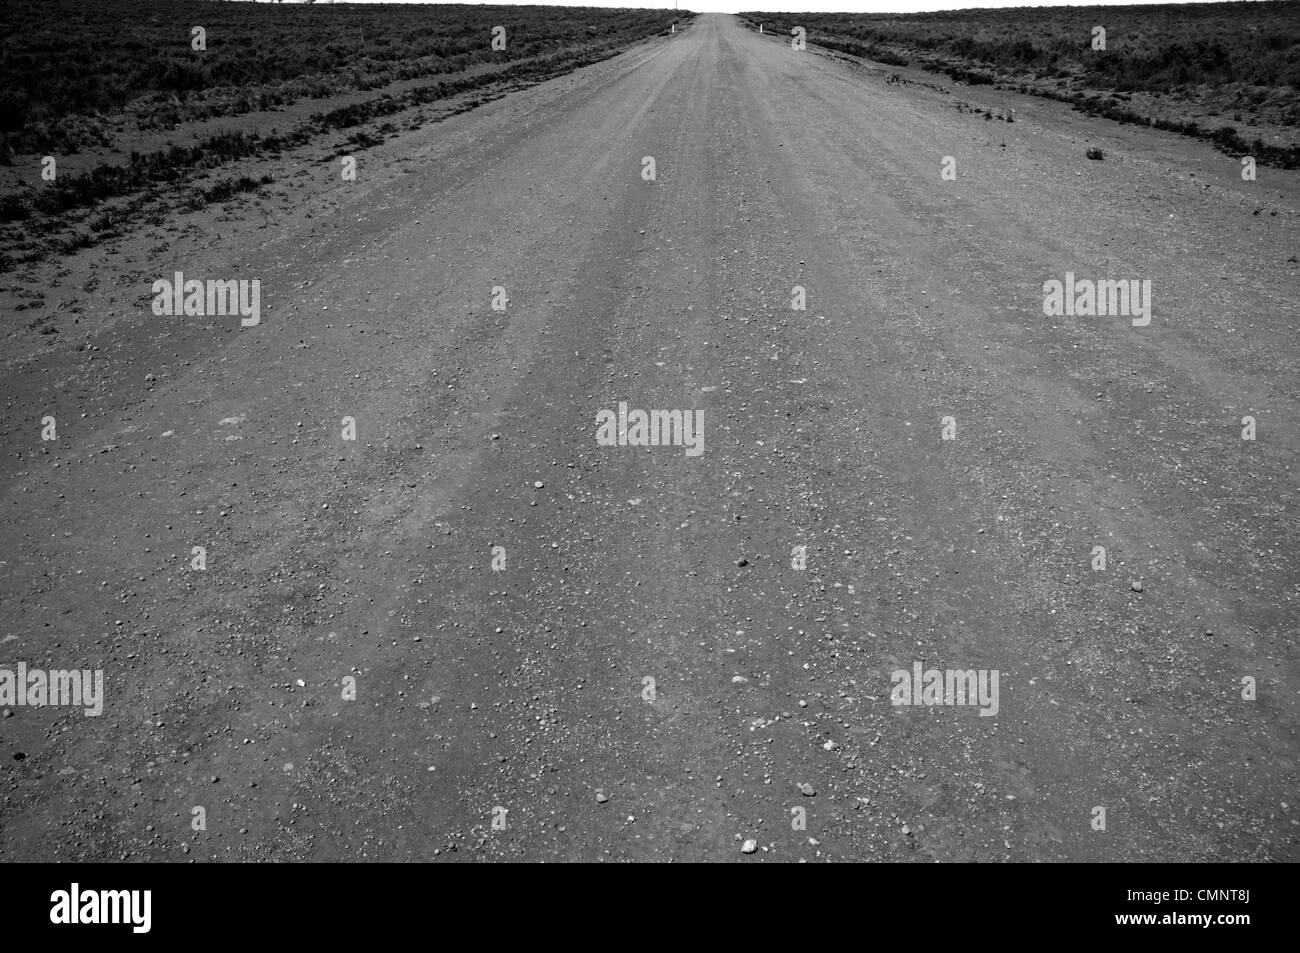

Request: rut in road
left=1, top=14, right=1295, bottom=862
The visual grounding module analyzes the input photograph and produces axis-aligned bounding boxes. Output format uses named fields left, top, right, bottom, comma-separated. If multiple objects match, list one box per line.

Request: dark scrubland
left=739, top=3, right=1300, bottom=167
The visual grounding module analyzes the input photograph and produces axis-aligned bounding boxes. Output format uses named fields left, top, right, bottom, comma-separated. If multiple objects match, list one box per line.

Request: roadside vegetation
left=740, top=2, right=1299, bottom=167
left=0, top=0, right=683, bottom=155
left=0, top=1, right=690, bottom=271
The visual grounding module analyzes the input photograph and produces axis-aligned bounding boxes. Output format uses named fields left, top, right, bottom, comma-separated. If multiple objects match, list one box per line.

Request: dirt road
left=1, top=13, right=1296, bottom=862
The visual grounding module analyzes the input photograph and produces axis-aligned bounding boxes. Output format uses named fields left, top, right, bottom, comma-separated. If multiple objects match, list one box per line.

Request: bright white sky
left=284, top=1, right=1254, bottom=16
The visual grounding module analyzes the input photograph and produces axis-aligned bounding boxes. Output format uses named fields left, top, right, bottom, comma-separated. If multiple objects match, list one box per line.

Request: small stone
left=1131, top=581, right=1143, bottom=592
left=735, top=557, right=749, bottom=567
left=731, top=675, right=748, bottom=684
left=741, top=839, right=758, bottom=854
left=797, top=782, right=816, bottom=797
left=596, top=792, right=609, bottom=803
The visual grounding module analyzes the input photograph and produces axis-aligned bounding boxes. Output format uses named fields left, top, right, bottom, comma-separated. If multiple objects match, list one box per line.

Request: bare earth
left=1, top=14, right=1296, bottom=862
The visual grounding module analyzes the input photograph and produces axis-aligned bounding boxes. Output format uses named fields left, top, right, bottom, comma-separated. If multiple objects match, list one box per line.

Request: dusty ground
left=0, top=13, right=1296, bottom=862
